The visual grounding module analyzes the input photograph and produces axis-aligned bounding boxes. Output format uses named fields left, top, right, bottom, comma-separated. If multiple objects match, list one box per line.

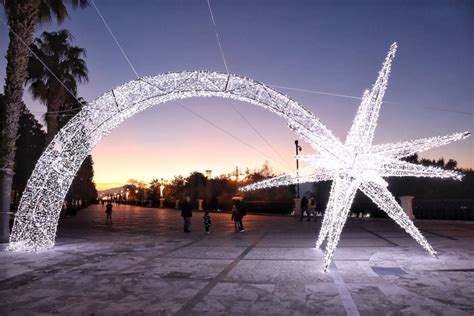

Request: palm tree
left=27, top=30, right=88, bottom=141
left=0, top=0, right=88, bottom=242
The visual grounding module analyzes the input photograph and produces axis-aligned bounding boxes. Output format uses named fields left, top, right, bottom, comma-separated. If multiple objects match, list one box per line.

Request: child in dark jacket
left=203, top=210, right=212, bottom=235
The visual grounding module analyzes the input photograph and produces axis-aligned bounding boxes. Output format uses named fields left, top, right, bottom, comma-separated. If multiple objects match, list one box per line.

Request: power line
left=90, top=5, right=287, bottom=169
left=205, top=0, right=291, bottom=168
left=90, top=0, right=140, bottom=79
left=230, top=107, right=291, bottom=168
left=270, top=84, right=363, bottom=100
left=270, top=83, right=473, bottom=116
left=423, top=107, right=473, bottom=116
left=179, top=104, right=281, bottom=163
left=206, top=0, right=229, bottom=73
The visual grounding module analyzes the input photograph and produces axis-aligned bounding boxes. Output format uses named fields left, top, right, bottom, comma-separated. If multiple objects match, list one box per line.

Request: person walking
left=300, top=195, right=309, bottom=221
left=181, top=196, right=193, bottom=232
left=236, top=200, right=246, bottom=232
left=308, top=197, right=317, bottom=221
left=105, top=201, right=113, bottom=224
left=231, top=203, right=240, bottom=232
left=203, top=210, right=212, bottom=235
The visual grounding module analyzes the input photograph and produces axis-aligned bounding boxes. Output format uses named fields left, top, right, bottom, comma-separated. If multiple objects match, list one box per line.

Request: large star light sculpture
left=241, top=42, right=470, bottom=271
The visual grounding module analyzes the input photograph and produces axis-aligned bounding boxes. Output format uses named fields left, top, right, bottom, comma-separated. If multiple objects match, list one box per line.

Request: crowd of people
left=179, top=198, right=247, bottom=235
left=100, top=196, right=248, bottom=235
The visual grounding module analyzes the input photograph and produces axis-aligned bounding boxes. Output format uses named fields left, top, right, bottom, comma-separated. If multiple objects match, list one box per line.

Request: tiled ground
left=1, top=204, right=473, bottom=315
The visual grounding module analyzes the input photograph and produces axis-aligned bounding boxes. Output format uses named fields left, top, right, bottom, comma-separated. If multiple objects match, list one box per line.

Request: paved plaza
left=1, top=204, right=474, bottom=315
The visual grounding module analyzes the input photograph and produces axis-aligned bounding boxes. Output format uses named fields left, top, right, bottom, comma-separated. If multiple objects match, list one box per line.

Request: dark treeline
left=0, top=94, right=97, bottom=213
left=314, top=154, right=473, bottom=218
left=113, top=155, right=473, bottom=216
left=113, top=162, right=294, bottom=214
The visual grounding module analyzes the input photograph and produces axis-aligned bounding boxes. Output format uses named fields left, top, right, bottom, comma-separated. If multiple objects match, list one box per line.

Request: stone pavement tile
left=0, top=250, right=79, bottom=280
left=1, top=273, right=208, bottom=315
left=244, top=247, right=322, bottom=260
left=192, top=283, right=281, bottom=315
left=224, top=260, right=332, bottom=284
left=121, top=257, right=232, bottom=280
left=337, top=237, right=394, bottom=247
left=265, top=232, right=320, bottom=239
left=372, top=230, right=437, bottom=237
left=256, top=238, right=318, bottom=248
left=415, top=223, right=470, bottom=231
left=164, top=246, right=247, bottom=259
left=426, top=230, right=474, bottom=237
left=52, top=240, right=118, bottom=254
left=392, top=272, right=474, bottom=313
left=62, top=278, right=208, bottom=315
left=378, top=283, right=472, bottom=315
left=305, top=283, right=347, bottom=315
left=333, top=261, right=380, bottom=283
left=0, top=269, right=98, bottom=314
left=67, top=253, right=150, bottom=275
left=369, top=247, right=474, bottom=271
left=190, top=236, right=255, bottom=247
left=347, top=283, right=405, bottom=315
left=332, top=246, right=394, bottom=261
left=192, top=282, right=346, bottom=315
left=340, top=231, right=375, bottom=238
left=384, top=236, right=431, bottom=247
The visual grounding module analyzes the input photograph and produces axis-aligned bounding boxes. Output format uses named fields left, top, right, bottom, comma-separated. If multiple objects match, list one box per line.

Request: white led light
left=241, top=43, right=470, bottom=271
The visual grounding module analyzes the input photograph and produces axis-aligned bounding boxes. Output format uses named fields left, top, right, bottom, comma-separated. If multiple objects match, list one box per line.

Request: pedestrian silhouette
left=181, top=196, right=193, bottom=232
left=105, top=201, right=113, bottom=224
left=300, top=195, right=309, bottom=221
left=308, top=197, right=317, bottom=221
left=231, top=204, right=240, bottom=232
left=203, top=210, right=212, bottom=235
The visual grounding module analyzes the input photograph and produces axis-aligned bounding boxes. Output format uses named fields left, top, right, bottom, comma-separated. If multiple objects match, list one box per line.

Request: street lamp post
left=159, top=178, right=166, bottom=208
left=295, top=140, right=302, bottom=198
left=230, top=164, right=240, bottom=182
left=159, top=178, right=164, bottom=198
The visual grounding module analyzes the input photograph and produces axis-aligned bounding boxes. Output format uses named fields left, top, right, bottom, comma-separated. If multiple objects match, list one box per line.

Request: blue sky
left=0, top=0, right=472, bottom=188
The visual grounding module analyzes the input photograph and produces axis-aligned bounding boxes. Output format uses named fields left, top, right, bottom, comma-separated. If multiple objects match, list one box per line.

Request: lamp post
left=295, top=140, right=302, bottom=198
left=231, top=164, right=240, bottom=182
left=159, top=178, right=166, bottom=208
left=159, top=178, right=164, bottom=198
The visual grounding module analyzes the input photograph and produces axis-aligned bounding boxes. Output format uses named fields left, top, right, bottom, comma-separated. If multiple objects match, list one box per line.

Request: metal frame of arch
left=9, top=70, right=341, bottom=251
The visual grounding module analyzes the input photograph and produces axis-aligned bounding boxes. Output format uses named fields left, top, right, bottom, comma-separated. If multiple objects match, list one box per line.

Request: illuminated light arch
left=9, top=70, right=340, bottom=251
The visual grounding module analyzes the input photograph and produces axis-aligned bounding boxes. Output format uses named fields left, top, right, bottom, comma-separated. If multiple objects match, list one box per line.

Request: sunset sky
left=0, top=0, right=472, bottom=191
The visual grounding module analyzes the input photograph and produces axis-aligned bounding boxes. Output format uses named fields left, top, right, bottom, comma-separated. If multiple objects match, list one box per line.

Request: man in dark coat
left=105, top=201, right=113, bottom=224
left=181, top=196, right=193, bottom=232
